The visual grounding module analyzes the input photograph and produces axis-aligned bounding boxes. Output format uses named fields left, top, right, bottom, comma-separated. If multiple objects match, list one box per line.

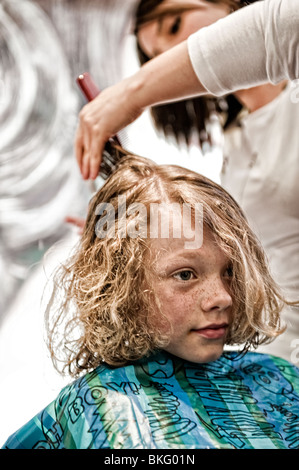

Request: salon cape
left=3, top=351, right=299, bottom=449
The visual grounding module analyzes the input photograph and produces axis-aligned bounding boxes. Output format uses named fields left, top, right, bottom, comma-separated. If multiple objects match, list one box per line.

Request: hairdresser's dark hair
left=134, top=0, right=260, bottom=149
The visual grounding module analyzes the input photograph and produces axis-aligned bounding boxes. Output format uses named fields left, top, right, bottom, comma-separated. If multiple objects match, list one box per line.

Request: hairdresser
left=75, top=0, right=299, bottom=363
left=75, top=0, right=298, bottom=177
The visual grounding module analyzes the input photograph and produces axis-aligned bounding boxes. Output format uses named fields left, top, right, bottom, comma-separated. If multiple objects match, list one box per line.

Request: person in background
left=74, top=0, right=299, bottom=364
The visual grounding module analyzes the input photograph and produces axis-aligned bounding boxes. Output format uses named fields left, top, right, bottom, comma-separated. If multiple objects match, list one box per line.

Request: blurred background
left=0, top=0, right=222, bottom=445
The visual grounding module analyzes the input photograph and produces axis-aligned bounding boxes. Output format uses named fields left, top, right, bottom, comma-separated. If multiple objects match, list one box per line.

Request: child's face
left=147, top=224, right=233, bottom=363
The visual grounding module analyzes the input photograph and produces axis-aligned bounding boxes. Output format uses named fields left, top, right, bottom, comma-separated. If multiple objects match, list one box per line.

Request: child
left=3, top=155, right=299, bottom=449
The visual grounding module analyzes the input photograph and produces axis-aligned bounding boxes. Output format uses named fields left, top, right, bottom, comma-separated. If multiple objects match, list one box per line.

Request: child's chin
left=182, top=348, right=224, bottom=364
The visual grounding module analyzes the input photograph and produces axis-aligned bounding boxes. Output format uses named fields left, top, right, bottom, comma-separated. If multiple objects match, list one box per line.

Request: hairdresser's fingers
left=81, top=150, right=92, bottom=180
left=76, top=80, right=145, bottom=179
left=65, top=215, right=86, bottom=235
left=88, top=132, right=107, bottom=180
left=65, top=215, right=86, bottom=228
left=75, top=114, right=91, bottom=179
left=82, top=131, right=93, bottom=181
left=75, top=125, right=85, bottom=174
left=76, top=105, right=96, bottom=178
left=79, top=110, right=108, bottom=179
left=79, top=125, right=103, bottom=180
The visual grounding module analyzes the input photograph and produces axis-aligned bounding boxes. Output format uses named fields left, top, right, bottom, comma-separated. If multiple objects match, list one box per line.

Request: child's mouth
left=193, top=323, right=228, bottom=339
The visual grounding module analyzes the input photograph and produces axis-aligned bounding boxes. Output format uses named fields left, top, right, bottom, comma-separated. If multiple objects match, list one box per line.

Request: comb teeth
left=100, top=142, right=120, bottom=178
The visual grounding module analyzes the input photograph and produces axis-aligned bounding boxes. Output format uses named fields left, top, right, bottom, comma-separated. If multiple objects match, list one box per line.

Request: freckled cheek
left=160, top=292, right=197, bottom=324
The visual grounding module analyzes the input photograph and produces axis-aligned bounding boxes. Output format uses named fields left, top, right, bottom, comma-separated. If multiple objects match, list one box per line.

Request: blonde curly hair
left=46, top=154, right=290, bottom=377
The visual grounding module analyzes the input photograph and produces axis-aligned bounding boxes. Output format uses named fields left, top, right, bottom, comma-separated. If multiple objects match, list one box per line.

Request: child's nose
left=200, top=277, right=232, bottom=313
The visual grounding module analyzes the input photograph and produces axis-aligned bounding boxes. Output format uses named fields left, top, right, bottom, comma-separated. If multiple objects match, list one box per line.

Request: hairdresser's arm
left=75, top=0, right=299, bottom=180
left=188, top=0, right=299, bottom=96
left=75, top=42, right=202, bottom=180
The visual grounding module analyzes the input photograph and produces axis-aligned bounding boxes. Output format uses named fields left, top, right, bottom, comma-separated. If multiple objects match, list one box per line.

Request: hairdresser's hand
left=75, top=41, right=205, bottom=180
left=65, top=215, right=86, bottom=235
left=75, top=78, right=143, bottom=180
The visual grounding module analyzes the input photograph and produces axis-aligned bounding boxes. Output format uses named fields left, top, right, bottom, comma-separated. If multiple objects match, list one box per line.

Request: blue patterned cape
left=3, top=351, right=299, bottom=449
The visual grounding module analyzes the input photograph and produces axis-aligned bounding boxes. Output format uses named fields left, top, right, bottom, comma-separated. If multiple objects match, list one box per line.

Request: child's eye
left=173, top=270, right=194, bottom=281
left=169, top=16, right=181, bottom=35
left=223, top=265, right=233, bottom=280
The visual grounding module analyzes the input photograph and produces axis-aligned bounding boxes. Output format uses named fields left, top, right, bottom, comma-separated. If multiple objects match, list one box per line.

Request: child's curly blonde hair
left=46, top=154, right=290, bottom=377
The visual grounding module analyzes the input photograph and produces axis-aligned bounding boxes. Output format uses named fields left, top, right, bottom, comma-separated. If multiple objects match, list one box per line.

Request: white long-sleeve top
left=187, top=0, right=299, bottom=95
left=188, top=0, right=299, bottom=364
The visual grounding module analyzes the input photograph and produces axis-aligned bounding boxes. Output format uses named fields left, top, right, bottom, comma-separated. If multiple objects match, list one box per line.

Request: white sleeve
left=187, top=0, right=299, bottom=96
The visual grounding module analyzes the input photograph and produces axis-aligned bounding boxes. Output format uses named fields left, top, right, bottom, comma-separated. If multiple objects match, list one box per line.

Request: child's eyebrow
left=159, top=250, right=200, bottom=264
left=172, top=250, right=198, bottom=259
